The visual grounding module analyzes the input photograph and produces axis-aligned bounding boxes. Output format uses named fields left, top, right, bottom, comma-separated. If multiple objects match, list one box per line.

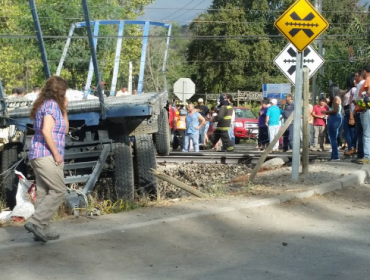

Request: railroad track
left=156, top=151, right=320, bottom=164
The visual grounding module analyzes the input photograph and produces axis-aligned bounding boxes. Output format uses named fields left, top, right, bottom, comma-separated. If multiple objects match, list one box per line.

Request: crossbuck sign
left=274, top=43, right=324, bottom=85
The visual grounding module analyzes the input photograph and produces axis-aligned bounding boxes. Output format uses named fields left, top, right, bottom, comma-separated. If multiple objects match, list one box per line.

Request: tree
left=316, top=0, right=368, bottom=91
left=186, top=0, right=368, bottom=95
left=143, top=23, right=195, bottom=97
left=0, top=0, right=153, bottom=94
left=187, top=0, right=289, bottom=94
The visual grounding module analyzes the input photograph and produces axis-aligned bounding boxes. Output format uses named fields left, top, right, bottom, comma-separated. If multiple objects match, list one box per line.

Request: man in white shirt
left=116, top=86, right=130, bottom=97
left=26, top=86, right=41, bottom=101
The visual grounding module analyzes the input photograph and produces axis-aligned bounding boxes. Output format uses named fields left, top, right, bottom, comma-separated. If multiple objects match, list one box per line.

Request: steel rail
left=156, top=151, right=319, bottom=164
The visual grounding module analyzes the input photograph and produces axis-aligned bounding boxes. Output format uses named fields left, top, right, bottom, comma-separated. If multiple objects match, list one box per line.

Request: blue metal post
left=56, top=23, right=76, bottom=76
left=29, top=0, right=51, bottom=79
left=162, top=24, right=172, bottom=93
left=81, top=0, right=105, bottom=118
left=0, top=76, right=5, bottom=99
left=85, top=22, right=100, bottom=95
left=137, top=21, right=150, bottom=94
left=110, top=21, right=125, bottom=96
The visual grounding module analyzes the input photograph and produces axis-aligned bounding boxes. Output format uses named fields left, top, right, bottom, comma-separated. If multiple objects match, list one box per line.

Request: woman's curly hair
left=30, top=76, right=68, bottom=120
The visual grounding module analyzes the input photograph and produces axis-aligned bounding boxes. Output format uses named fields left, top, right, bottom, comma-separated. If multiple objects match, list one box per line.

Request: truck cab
left=233, top=107, right=258, bottom=144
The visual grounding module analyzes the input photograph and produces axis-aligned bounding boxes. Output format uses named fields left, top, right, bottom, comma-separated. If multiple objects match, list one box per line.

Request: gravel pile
left=157, top=160, right=362, bottom=199
left=157, top=163, right=252, bottom=199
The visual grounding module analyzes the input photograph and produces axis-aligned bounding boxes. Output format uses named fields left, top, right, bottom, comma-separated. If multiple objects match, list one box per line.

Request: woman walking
left=322, top=84, right=343, bottom=161
left=24, top=76, right=69, bottom=242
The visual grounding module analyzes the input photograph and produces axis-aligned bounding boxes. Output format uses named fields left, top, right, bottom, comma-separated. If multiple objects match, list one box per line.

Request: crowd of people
left=255, top=65, right=370, bottom=163
left=169, top=93, right=235, bottom=153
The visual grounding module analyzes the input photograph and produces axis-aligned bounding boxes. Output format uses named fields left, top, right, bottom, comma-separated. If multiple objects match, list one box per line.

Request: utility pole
left=128, top=61, right=133, bottom=94
left=291, top=52, right=303, bottom=182
left=311, top=0, right=323, bottom=105
left=302, top=68, right=310, bottom=176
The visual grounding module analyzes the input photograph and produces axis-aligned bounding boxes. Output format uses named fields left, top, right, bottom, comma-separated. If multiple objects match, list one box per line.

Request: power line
left=171, top=0, right=209, bottom=23
left=161, top=0, right=197, bottom=21
left=0, top=34, right=367, bottom=40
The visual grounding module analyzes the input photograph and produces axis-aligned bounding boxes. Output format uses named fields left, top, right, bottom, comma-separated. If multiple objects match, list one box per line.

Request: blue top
left=258, top=107, right=268, bottom=127
left=266, top=105, right=283, bottom=126
left=186, top=112, right=201, bottom=134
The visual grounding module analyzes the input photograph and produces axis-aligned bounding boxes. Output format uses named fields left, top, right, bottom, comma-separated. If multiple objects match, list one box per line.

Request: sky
left=139, top=0, right=369, bottom=24
left=137, top=0, right=213, bottom=24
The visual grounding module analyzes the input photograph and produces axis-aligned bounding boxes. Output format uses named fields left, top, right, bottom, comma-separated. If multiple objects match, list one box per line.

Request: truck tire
left=134, top=134, right=158, bottom=199
left=1, top=144, right=22, bottom=209
left=155, top=108, right=171, bottom=156
left=113, top=135, right=134, bottom=201
left=235, top=137, right=240, bottom=144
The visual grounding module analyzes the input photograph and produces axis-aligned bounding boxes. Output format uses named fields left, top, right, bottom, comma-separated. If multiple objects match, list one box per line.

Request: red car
left=207, top=107, right=258, bottom=144
left=233, top=107, right=258, bottom=144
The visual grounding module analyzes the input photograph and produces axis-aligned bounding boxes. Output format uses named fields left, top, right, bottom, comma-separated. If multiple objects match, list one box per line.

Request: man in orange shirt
left=358, top=65, right=370, bottom=164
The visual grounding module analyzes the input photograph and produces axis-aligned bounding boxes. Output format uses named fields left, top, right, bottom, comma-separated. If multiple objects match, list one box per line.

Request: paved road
left=1, top=184, right=370, bottom=280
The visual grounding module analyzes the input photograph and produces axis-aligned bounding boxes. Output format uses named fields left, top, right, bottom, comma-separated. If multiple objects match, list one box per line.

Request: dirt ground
left=157, top=160, right=362, bottom=199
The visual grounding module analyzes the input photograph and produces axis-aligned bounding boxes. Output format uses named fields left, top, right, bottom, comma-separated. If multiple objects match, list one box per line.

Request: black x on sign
left=274, top=43, right=325, bottom=85
left=288, top=12, right=316, bottom=38
left=274, top=0, right=329, bottom=51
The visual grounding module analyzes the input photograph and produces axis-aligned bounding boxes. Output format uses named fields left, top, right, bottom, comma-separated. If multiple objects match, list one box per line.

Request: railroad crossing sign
left=173, top=78, right=195, bottom=101
left=274, top=0, right=329, bottom=51
left=274, top=43, right=324, bottom=85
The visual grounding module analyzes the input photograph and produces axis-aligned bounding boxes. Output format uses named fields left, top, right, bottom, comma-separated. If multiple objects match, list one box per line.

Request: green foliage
left=186, top=0, right=368, bottom=95
left=144, top=23, right=196, bottom=95
left=316, top=0, right=368, bottom=91
left=187, top=1, right=289, bottom=94
left=0, top=0, right=152, bottom=94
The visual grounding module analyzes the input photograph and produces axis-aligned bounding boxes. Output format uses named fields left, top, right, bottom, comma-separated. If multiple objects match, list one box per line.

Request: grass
left=204, top=180, right=227, bottom=197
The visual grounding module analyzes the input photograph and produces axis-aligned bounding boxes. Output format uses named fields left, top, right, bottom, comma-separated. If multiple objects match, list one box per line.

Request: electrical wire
left=0, top=34, right=368, bottom=39
left=161, top=0, right=197, bottom=21
left=170, top=0, right=208, bottom=23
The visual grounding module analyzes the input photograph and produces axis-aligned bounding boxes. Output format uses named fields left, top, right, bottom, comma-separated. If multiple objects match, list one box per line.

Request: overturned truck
left=0, top=1, right=171, bottom=213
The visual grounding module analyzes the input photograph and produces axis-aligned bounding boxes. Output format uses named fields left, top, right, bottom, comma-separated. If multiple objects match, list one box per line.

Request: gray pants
left=28, top=156, right=66, bottom=230
left=313, top=125, right=326, bottom=148
left=309, top=123, right=314, bottom=147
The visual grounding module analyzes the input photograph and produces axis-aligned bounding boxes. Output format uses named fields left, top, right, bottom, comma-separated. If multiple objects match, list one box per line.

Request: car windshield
left=234, top=108, right=256, bottom=119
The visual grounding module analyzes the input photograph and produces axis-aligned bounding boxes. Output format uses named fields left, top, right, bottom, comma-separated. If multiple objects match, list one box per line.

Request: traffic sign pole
left=273, top=0, right=329, bottom=181
left=292, top=52, right=303, bottom=182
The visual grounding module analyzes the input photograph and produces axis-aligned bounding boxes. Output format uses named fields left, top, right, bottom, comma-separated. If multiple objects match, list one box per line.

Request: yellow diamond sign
left=274, top=0, right=329, bottom=52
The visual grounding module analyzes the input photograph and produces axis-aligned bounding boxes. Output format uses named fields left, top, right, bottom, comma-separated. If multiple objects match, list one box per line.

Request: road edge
left=277, top=164, right=369, bottom=204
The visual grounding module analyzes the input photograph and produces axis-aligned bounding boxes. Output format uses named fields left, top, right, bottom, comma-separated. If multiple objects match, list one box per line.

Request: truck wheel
left=235, top=138, right=241, bottom=144
left=134, top=134, right=157, bottom=199
left=155, top=108, right=171, bottom=156
left=113, top=135, right=134, bottom=201
left=1, top=144, right=23, bottom=209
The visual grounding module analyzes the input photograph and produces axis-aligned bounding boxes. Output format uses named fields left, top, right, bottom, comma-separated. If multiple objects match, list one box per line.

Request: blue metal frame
left=138, top=21, right=150, bottom=94
left=82, top=0, right=105, bottom=118
left=56, top=24, right=76, bottom=76
left=29, top=0, right=51, bottom=79
left=57, top=20, right=171, bottom=96
left=162, top=24, right=172, bottom=94
left=0, top=76, right=5, bottom=100
left=110, top=21, right=125, bottom=96
left=85, top=22, right=100, bottom=95
left=68, top=112, right=100, bottom=126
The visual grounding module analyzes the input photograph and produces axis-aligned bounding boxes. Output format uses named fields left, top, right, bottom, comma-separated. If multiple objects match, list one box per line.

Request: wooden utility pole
left=302, top=68, right=310, bottom=176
